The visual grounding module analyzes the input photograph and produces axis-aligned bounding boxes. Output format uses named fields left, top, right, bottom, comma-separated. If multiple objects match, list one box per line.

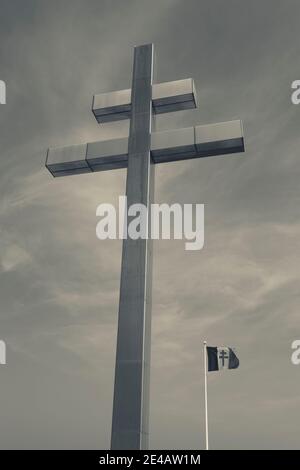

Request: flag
left=206, top=346, right=239, bottom=372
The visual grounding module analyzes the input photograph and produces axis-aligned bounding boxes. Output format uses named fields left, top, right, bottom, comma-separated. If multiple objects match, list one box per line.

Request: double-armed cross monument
left=46, top=44, right=244, bottom=449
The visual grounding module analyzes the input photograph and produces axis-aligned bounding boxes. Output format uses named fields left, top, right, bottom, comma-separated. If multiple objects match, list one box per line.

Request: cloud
left=0, top=0, right=300, bottom=449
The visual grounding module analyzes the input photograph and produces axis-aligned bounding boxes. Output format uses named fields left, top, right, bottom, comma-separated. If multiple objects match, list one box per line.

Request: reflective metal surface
left=92, top=89, right=131, bottom=123
left=152, top=78, right=197, bottom=114
left=93, top=78, right=197, bottom=123
left=151, top=127, right=196, bottom=163
left=195, top=120, right=244, bottom=157
left=46, top=143, right=91, bottom=177
left=87, top=137, right=128, bottom=172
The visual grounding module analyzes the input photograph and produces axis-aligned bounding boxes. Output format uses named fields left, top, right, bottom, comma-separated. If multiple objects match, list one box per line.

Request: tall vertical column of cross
left=110, top=44, right=154, bottom=450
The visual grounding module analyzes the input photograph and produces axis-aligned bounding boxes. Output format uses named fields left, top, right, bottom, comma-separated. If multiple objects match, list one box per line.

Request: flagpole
left=204, top=341, right=209, bottom=450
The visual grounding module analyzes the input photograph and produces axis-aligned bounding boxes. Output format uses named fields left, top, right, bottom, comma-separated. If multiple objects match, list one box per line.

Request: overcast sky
left=0, top=0, right=300, bottom=449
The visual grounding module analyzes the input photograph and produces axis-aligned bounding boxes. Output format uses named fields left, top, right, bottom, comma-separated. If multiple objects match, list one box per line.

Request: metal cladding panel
left=87, top=137, right=128, bottom=162
left=151, top=127, right=196, bottom=163
left=94, top=111, right=130, bottom=124
left=46, top=143, right=91, bottom=177
left=93, top=89, right=131, bottom=123
left=152, top=78, right=197, bottom=114
left=87, top=137, right=128, bottom=171
left=154, top=100, right=195, bottom=115
left=195, top=120, right=244, bottom=155
left=48, top=167, right=91, bottom=177
left=92, top=160, right=127, bottom=172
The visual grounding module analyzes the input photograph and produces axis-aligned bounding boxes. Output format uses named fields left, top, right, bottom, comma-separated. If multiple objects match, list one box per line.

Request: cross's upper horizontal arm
left=46, top=120, right=244, bottom=177
left=92, top=78, right=197, bottom=123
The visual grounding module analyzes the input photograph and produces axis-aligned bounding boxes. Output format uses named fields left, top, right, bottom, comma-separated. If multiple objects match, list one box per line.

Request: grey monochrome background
left=0, top=0, right=299, bottom=449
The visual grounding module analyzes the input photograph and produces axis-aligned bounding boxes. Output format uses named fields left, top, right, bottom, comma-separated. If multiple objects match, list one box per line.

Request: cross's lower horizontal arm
left=46, top=120, right=244, bottom=177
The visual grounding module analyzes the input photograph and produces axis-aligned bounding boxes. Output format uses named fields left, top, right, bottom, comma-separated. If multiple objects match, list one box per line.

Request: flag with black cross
left=206, top=346, right=239, bottom=372
left=203, top=342, right=240, bottom=450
